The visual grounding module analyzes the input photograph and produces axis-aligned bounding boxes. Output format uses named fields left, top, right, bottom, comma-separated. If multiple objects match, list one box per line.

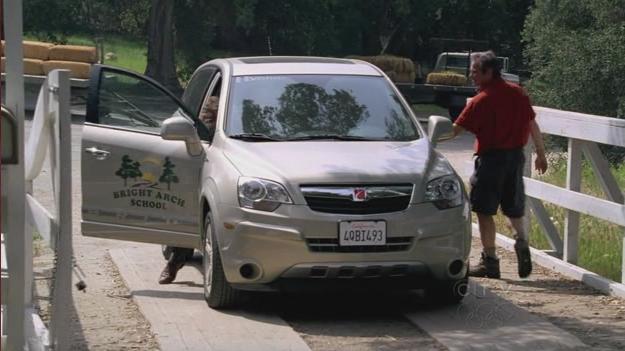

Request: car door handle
left=85, top=147, right=111, bottom=160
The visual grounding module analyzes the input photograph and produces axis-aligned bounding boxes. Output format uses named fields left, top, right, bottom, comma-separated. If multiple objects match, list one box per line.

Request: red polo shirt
left=455, top=78, right=535, bottom=155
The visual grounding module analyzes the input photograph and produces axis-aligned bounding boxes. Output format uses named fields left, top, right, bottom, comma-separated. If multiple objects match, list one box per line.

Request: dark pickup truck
left=397, top=52, right=519, bottom=121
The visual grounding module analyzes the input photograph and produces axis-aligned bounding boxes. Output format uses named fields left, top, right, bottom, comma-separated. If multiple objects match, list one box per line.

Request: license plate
left=339, top=221, right=386, bottom=246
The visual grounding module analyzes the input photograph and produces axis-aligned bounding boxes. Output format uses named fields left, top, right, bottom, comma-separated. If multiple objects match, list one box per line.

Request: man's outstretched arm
left=530, top=120, right=548, bottom=174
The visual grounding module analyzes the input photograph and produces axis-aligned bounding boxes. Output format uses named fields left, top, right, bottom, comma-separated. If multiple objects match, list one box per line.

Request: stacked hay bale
left=425, top=71, right=468, bottom=86
left=348, top=55, right=416, bottom=83
left=1, top=41, right=96, bottom=79
left=44, top=45, right=96, bottom=78
left=1, top=41, right=51, bottom=75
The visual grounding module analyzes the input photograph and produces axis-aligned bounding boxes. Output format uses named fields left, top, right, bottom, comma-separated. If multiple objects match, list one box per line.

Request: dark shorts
left=469, top=148, right=526, bottom=218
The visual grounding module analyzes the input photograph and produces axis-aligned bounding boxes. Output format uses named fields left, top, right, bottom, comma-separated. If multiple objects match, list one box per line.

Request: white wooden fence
left=2, top=0, right=74, bottom=349
left=2, top=69, right=74, bottom=351
left=524, top=106, right=625, bottom=294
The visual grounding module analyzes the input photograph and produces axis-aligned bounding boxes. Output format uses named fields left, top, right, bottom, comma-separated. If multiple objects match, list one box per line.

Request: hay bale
left=394, top=71, right=416, bottom=83
left=1, top=57, right=45, bottom=75
left=42, top=60, right=91, bottom=79
left=347, top=54, right=416, bottom=83
left=426, top=71, right=468, bottom=86
left=24, top=58, right=45, bottom=75
left=49, top=45, right=97, bottom=63
left=23, top=41, right=53, bottom=60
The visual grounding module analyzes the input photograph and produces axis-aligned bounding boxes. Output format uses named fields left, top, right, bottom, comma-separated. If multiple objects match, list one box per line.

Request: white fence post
left=3, top=0, right=28, bottom=350
left=48, top=69, right=73, bottom=351
left=563, top=139, right=582, bottom=264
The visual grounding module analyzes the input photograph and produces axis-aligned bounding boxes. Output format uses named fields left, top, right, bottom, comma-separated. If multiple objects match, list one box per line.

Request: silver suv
left=81, top=57, right=471, bottom=308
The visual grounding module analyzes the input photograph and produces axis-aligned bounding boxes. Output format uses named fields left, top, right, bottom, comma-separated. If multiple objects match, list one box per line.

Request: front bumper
left=214, top=201, right=471, bottom=289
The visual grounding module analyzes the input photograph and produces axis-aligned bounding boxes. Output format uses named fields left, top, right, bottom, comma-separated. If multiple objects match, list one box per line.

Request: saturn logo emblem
left=352, top=188, right=368, bottom=202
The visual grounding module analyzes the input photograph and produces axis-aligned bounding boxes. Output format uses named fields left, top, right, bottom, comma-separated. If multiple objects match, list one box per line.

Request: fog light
left=240, top=263, right=257, bottom=279
left=449, top=259, right=464, bottom=276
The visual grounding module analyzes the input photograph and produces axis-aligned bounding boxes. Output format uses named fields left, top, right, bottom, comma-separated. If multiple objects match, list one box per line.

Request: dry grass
left=426, top=71, right=468, bottom=86
left=348, top=55, right=416, bottom=83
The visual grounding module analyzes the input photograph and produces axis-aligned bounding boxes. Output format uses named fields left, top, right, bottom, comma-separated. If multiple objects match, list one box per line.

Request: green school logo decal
left=113, top=155, right=185, bottom=210
left=159, top=157, right=179, bottom=190
left=115, top=155, right=143, bottom=187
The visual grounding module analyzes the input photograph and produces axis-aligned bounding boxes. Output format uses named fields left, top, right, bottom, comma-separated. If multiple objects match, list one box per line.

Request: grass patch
left=479, top=156, right=625, bottom=281
left=25, top=33, right=147, bottom=73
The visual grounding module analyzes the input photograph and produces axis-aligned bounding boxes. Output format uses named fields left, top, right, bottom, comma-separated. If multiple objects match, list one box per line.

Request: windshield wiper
left=286, top=134, right=385, bottom=141
left=229, top=133, right=283, bottom=141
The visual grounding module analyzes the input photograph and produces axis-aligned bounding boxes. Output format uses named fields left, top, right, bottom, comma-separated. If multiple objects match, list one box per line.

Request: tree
left=116, top=155, right=142, bottom=186
left=524, top=0, right=625, bottom=117
left=174, top=0, right=216, bottom=79
left=159, top=157, right=179, bottom=190
left=145, top=0, right=182, bottom=95
left=132, top=161, right=143, bottom=181
left=523, top=0, right=625, bottom=162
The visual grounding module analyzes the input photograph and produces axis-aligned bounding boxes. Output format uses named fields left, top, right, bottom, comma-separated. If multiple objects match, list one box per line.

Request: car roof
left=223, top=56, right=383, bottom=77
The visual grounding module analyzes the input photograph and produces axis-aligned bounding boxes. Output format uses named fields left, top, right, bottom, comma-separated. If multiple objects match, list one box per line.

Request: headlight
left=238, top=177, right=293, bottom=211
left=424, top=175, right=463, bottom=209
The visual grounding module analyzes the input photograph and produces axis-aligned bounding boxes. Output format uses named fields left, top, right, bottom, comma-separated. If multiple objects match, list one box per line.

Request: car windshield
left=225, top=75, right=420, bottom=141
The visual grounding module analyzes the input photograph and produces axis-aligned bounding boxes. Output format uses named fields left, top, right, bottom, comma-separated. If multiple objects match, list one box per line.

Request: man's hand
left=530, top=120, right=548, bottom=174
left=535, top=153, right=548, bottom=174
left=452, top=123, right=464, bottom=138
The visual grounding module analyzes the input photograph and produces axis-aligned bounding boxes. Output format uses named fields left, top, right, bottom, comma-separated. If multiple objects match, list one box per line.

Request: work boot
left=469, top=252, right=500, bottom=279
left=158, top=261, right=184, bottom=284
left=515, top=238, right=533, bottom=278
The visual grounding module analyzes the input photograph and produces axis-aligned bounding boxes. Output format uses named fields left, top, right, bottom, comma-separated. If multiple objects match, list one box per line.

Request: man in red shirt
left=452, top=51, right=548, bottom=279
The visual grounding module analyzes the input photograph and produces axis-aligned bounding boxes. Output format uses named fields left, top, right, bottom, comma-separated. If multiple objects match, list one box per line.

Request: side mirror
left=161, top=116, right=203, bottom=156
left=427, top=115, right=453, bottom=148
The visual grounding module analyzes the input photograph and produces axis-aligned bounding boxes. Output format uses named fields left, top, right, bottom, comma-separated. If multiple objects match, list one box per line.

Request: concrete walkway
left=110, top=245, right=311, bottom=351
left=111, top=242, right=586, bottom=351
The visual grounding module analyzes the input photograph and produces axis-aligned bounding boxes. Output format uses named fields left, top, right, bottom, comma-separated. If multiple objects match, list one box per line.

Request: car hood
left=223, top=138, right=455, bottom=196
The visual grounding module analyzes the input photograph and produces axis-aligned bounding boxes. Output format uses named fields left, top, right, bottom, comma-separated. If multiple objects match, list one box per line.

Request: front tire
left=202, top=212, right=241, bottom=309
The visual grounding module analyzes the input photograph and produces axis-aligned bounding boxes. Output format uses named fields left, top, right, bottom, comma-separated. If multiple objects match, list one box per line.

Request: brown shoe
left=469, top=252, right=501, bottom=279
left=515, top=238, right=533, bottom=278
left=158, top=262, right=184, bottom=284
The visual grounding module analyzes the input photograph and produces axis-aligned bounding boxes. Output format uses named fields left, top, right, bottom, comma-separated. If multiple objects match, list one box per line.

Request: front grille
left=301, top=184, right=413, bottom=214
left=307, top=237, right=413, bottom=253
left=304, top=196, right=411, bottom=214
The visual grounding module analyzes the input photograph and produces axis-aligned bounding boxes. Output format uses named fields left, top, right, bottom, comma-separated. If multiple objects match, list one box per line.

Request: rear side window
left=182, top=67, right=216, bottom=117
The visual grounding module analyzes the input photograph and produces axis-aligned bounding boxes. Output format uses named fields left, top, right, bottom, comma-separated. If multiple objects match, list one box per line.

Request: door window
left=90, top=69, right=188, bottom=134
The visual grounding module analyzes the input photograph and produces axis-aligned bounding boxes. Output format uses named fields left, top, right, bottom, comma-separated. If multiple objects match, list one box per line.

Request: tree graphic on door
left=159, top=157, right=179, bottom=190
left=115, top=155, right=142, bottom=186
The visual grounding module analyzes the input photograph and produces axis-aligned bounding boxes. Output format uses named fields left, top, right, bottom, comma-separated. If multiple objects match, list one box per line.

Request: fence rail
left=525, top=106, right=625, bottom=290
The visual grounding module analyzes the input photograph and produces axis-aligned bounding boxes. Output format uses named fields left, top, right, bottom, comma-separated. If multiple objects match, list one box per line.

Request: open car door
left=81, top=65, right=206, bottom=249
